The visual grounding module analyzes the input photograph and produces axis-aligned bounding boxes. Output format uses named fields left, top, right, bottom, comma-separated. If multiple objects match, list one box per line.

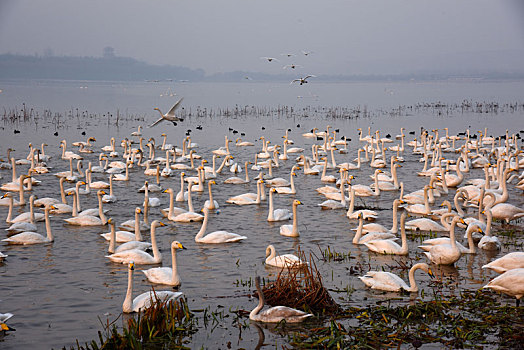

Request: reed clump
left=68, top=297, right=196, bottom=350
left=260, top=251, right=340, bottom=314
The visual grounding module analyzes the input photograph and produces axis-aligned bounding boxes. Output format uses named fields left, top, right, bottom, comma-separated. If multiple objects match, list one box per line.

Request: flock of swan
left=1, top=119, right=524, bottom=331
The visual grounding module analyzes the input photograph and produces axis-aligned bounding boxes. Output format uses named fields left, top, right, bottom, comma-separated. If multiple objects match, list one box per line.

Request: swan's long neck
left=373, top=171, right=380, bottom=195
left=72, top=191, right=78, bottom=216
left=123, top=266, right=134, bottom=313
left=244, top=162, right=250, bottom=182
left=449, top=218, right=459, bottom=249
left=250, top=278, right=265, bottom=320
left=423, top=186, right=430, bottom=213
left=268, top=190, right=274, bottom=221
left=150, top=223, right=160, bottom=261
left=391, top=200, right=399, bottom=233
left=135, top=210, right=143, bottom=241
left=484, top=209, right=492, bottom=236
left=43, top=205, right=53, bottom=242
left=347, top=187, right=355, bottom=216
left=339, top=182, right=346, bottom=206
left=399, top=212, right=408, bottom=254
left=108, top=222, right=116, bottom=253
left=171, top=246, right=180, bottom=284
left=11, top=157, right=17, bottom=182
left=407, top=264, right=424, bottom=292
left=465, top=225, right=477, bottom=253
left=187, top=183, right=194, bottom=212
left=290, top=173, right=296, bottom=193
left=291, top=202, right=299, bottom=236
left=17, top=175, right=26, bottom=206
left=29, top=195, right=35, bottom=224
left=353, top=216, right=363, bottom=244
left=143, top=186, right=150, bottom=226
left=98, top=192, right=107, bottom=225
left=168, top=190, right=175, bottom=218
left=195, top=210, right=209, bottom=241
left=207, top=183, right=215, bottom=209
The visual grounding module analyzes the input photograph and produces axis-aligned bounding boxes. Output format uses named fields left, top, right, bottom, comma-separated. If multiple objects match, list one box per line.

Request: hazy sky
left=1, top=0, right=523, bottom=75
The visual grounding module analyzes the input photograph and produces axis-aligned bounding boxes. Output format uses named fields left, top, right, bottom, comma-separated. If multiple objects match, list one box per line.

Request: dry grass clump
left=261, top=251, right=340, bottom=314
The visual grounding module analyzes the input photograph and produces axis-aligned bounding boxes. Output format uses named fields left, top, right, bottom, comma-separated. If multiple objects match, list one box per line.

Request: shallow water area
left=0, top=80, right=523, bottom=349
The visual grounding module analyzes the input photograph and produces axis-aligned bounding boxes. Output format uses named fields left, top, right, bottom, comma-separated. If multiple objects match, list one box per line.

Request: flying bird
left=260, top=57, right=279, bottom=62
left=149, top=98, right=184, bottom=128
left=283, top=64, right=303, bottom=70
left=281, top=53, right=295, bottom=57
left=290, top=75, right=316, bottom=85
left=302, top=50, right=314, bottom=56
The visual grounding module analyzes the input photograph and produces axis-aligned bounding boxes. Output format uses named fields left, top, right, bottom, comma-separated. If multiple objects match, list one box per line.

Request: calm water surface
left=0, top=80, right=523, bottom=349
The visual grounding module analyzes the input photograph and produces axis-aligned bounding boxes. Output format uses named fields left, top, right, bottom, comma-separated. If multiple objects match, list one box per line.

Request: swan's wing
left=202, top=231, right=247, bottom=243
left=167, top=98, right=184, bottom=116
left=359, top=271, right=405, bottom=291
left=148, top=117, right=165, bottom=128
left=0, top=313, right=14, bottom=323
left=132, top=291, right=182, bottom=312
left=142, top=267, right=172, bottom=284
left=304, top=75, right=316, bottom=79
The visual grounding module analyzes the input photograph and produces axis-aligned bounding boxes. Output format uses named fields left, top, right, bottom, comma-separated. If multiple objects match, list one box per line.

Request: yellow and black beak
left=1, top=322, right=15, bottom=332
left=428, top=268, right=435, bottom=279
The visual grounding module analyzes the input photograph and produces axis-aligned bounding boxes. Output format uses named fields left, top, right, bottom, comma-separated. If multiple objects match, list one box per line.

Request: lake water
left=0, top=79, right=523, bottom=349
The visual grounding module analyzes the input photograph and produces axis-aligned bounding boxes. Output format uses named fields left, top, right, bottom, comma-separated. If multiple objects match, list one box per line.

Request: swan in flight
left=149, top=98, right=184, bottom=127
left=122, top=262, right=183, bottom=313
left=260, top=57, right=279, bottom=62
left=290, top=75, right=316, bottom=85
left=249, top=276, right=313, bottom=323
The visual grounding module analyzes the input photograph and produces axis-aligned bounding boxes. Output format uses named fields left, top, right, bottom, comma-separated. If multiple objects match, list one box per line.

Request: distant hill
left=0, top=54, right=206, bottom=81
left=1, top=53, right=523, bottom=82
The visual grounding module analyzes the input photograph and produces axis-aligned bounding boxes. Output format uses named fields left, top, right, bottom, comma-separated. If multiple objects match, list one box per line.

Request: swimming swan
left=249, top=276, right=313, bottom=323
left=359, top=263, right=433, bottom=292
left=195, top=207, right=247, bottom=243
left=267, top=188, right=292, bottom=221
left=264, top=245, right=305, bottom=268
left=280, top=200, right=302, bottom=237
left=107, top=220, right=165, bottom=264
left=142, top=241, right=186, bottom=286
left=364, top=211, right=409, bottom=255
left=2, top=204, right=55, bottom=244
left=122, top=262, right=183, bottom=313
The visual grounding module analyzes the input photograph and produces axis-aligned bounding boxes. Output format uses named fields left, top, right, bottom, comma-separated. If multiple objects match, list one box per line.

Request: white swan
left=267, top=188, right=292, bottom=221
left=204, top=180, right=219, bottom=210
left=364, top=211, right=409, bottom=255
left=274, top=171, right=297, bottom=194
left=226, top=179, right=264, bottom=205
left=8, top=195, right=44, bottom=224
left=355, top=199, right=404, bottom=234
left=352, top=213, right=397, bottom=244
left=64, top=190, right=108, bottom=226
left=173, top=181, right=204, bottom=222
left=142, top=241, right=186, bottom=286
left=224, top=161, right=250, bottom=184
left=422, top=216, right=465, bottom=265
left=482, top=252, right=524, bottom=274
left=119, top=206, right=149, bottom=231
left=107, top=220, right=165, bottom=264
left=280, top=200, right=302, bottom=237
left=101, top=210, right=144, bottom=243
left=249, top=276, right=313, bottom=323
left=122, top=262, right=183, bottom=313
left=346, top=186, right=378, bottom=220
left=359, top=263, right=433, bottom=292
left=195, top=207, right=247, bottom=243
left=264, top=245, right=305, bottom=268
left=478, top=208, right=501, bottom=251
left=2, top=204, right=54, bottom=244
left=419, top=220, right=482, bottom=254
left=106, top=218, right=151, bottom=253
left=161, top=188, right=187, bottom=219
left=482, top=268, right=524, bottom=306
left=352, top=169, right=382, bottom=197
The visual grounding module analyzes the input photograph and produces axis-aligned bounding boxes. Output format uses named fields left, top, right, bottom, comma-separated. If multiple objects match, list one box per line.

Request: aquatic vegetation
left=67, top=297, right=196, bottom=350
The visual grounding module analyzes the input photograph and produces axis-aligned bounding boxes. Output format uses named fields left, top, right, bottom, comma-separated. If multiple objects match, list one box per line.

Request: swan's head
left=172, top=241, right=186, bottom=250
left=135, top=208, right=142, bottom=214
left=265, top=245, right=273, bottom=257
left=153, top=107, right=160, bottom=111
left=66, top=191, right=75, bottom=196
left=107, top=218, right=114, bottom=224
left=98, top=190, right=107, bottom=196
left=210, top=180, right=216, bottom=185
left=1, top=193, right=9, bottom=199
left=129, top=261, right=135, bottom=271
left=293, top=200, right=302, bottom=206
left=162, top=188, right=171, bottom=194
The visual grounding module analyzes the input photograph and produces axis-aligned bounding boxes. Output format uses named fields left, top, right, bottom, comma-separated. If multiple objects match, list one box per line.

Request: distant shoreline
left=1, top=53, right=523, bottom=83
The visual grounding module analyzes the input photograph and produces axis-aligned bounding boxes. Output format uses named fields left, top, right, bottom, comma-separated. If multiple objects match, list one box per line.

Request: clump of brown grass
left=260, top=250, right=340, bottom=314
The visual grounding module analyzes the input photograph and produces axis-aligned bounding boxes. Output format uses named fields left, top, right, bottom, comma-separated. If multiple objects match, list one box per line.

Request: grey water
left=0, top=80, right=523, bottom=349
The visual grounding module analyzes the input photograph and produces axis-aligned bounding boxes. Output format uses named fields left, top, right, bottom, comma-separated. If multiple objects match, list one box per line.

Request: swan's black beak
left=172, top=122, right=177, bottom=126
